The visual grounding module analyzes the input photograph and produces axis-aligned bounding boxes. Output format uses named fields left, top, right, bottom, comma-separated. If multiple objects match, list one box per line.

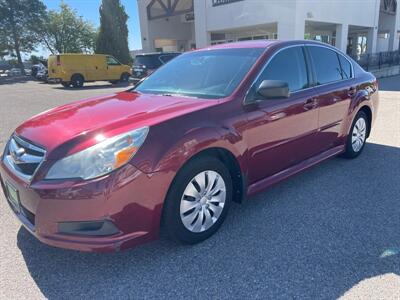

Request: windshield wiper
left=161, top=93, right=198, bottom=99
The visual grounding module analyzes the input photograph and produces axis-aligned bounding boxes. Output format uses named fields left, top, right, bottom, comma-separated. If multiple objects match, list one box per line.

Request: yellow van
left=48, top=54, right=131, bottom=88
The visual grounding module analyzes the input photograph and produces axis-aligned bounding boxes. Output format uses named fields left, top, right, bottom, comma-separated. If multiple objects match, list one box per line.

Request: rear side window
left=338, top=54, right=352, bottom=79
left=308, top=47, right=343, bottom=84
left=253, top=46, right=309, bottom=93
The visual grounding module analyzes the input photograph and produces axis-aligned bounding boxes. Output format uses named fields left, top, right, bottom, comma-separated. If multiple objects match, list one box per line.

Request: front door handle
left=303, top=98, right=318, bottom=110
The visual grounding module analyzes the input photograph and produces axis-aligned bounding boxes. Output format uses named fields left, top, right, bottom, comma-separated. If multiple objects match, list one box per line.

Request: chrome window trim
left=244, top=43, right=355, bottom=103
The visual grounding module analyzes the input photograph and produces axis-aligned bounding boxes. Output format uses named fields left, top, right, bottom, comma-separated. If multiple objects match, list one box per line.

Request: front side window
left=134, top=48, right=264, bottom=99
left=248, top=46, right=309, bottom=100
left=107, top=56, right=121, bottom=65
left=308, top=47, right=343, bottom=84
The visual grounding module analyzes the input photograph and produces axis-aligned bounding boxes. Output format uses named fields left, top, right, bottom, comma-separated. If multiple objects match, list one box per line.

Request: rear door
left=244, top=46, right=320, bottom=183
left=306, top=46, right=354, bottom=151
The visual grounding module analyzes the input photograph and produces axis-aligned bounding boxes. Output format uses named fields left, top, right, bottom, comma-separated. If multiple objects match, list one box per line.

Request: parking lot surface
left=0, top=78, right=399, bottom=299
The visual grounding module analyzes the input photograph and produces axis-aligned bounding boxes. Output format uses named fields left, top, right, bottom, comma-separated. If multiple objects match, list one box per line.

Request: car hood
left=15, top=91, right=217, bottom=158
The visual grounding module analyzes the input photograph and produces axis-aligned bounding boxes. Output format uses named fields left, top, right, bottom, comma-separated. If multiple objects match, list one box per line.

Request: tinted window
left=338, top=54, right=352, bottom=79
left=134, top=55, right=163, bottom=68
left=308, top=47, right=343, bottom=84
left=134, top=48, right=263, bottom=99
left=159, top=54, right=180, bottom=64
left=253, top=46, right=309, bottom=94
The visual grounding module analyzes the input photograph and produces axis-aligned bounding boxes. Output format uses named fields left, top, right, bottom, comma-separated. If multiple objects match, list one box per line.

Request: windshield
left=134, top=55, right=163, bottom=68
left=134, top=48, right=264, bottom=99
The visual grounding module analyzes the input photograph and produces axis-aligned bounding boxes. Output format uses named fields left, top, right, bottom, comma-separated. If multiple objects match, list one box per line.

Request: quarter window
left=252, top=46, right=309, bottom=96
left=308, top=47, right=343, bottom=84
left=338, top=54, right=352, bottom=79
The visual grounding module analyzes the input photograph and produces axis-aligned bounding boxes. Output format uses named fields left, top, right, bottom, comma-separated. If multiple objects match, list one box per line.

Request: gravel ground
left=0, top=78, right=399, bottom=299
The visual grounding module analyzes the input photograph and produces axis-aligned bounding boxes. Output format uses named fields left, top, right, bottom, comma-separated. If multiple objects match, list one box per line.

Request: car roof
left=136, top=52, right=181, bottom=56
left=198, top=39, right=340, bottom=52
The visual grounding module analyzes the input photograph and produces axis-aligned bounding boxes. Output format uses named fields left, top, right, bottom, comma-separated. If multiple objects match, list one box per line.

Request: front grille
left=3, top=135, right=46, bottom=181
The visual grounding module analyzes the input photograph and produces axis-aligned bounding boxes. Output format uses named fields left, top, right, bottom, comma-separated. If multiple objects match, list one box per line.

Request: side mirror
left=257, top=80, right=289, bottom=100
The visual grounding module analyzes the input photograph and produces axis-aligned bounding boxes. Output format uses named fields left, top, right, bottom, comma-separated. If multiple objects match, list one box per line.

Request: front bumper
left=0, top=160, right=174, bottom=252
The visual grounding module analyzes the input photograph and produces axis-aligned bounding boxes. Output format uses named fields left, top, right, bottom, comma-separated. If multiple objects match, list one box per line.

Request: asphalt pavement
left=0, top=78, right=399, bottom=299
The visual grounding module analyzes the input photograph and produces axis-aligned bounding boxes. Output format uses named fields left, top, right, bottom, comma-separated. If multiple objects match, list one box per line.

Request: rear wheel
left=163, top=157, right=232, bottom=244
left=71, top=74, right=84, bottom=88
left=343, top=111, right=368, bottom=158
left=120, top=73, right=130, bottom=82
left=61, top=82, right=70, bottom=88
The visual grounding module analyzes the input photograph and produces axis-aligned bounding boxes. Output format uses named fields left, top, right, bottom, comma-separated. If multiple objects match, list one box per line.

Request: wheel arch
left=70, top=73, right=84, bottom=81
left=176, top=147, right=246, bottom=204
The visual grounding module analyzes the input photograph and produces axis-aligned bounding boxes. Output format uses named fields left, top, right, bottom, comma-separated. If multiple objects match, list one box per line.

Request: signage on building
left=212, top=0, right=244, bottom=7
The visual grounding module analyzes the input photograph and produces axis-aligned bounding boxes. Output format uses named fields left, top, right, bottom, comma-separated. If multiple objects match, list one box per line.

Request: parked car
left=48, top=54, right=132, bottom=88
left=132, top=52, right=181, bottom=79
left=31, top=63, right=46, bottom=78
left=0, top=40, right=379, bottom=252
left=36, top=69, right=48, bottom=81
left=7, top=68, right=22, bottom=76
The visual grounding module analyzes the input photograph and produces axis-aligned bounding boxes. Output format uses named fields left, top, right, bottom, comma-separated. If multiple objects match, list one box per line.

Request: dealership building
left=137, top=0, right=400, bottom=56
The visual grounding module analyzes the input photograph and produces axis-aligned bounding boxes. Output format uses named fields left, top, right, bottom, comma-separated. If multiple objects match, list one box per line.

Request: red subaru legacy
left=0, top=40, right=378, bottom=252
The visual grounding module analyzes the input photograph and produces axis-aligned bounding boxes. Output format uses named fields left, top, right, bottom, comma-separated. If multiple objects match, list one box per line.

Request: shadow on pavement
left=17, top=142, right=400, bottom=299
left=0, top=76, right=32, bottom=85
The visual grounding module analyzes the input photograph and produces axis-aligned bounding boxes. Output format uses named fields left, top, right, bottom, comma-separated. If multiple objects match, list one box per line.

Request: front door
left=244, top=46, right=320, bottom=183
left=106, top=56, right=122, bottom=80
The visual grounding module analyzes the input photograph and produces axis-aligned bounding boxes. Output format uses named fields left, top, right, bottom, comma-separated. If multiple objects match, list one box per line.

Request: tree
left=0, top=0, right=47, bottom=73
left=96, top=0, right=131, bottom=64
left=42, top=3, right=97, bottom=54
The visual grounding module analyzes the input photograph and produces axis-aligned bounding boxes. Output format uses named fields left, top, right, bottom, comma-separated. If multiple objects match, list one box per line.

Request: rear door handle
left=348, top=87, right=357, bottom=97
left=303, top=98, right=318, bottom=110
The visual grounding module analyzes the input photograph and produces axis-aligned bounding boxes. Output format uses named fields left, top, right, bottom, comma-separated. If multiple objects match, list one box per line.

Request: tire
left=120, top=73, right=130, bottom=82
left=162, top=156, right=233, bottom=244
left=71, top=74, right=84, bottom=88
left=343, top=111, right=369, bottom=158
left=61, top=82, right=70, bottom=88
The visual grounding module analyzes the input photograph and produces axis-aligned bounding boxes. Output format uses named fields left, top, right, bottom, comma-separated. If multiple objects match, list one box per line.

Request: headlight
left=45, top=127, right=149, bottom=180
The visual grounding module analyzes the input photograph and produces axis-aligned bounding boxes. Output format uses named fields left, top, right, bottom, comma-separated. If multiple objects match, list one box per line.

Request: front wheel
left=120, top=73, right=130, bottom=82
left=343, top=111, right=368, bottom=158
left=162, top=157, right=232, bottom=244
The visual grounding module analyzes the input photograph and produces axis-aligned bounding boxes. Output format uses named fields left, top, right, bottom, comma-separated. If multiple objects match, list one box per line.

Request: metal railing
left=350, top=50, right=400, bottom=71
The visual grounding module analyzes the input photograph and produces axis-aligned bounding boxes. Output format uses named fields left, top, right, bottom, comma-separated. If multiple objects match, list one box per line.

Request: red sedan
left=0, top=40, right=379, bottom=252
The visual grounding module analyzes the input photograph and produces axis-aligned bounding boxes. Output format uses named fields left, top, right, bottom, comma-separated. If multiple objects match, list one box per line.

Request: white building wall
left=138, top=0, right=399, bottom=53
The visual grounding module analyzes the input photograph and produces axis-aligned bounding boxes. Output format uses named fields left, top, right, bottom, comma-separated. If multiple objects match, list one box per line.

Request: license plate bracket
left=5, top=181, right=20, bottom=212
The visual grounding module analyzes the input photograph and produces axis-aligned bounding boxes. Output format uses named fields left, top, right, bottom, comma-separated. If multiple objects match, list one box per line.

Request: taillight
left=56, top=55, right=61, bottom=66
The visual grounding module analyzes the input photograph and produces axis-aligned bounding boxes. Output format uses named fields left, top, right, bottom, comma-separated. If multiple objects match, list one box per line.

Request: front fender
left=133, top=125, right=245, bottom=175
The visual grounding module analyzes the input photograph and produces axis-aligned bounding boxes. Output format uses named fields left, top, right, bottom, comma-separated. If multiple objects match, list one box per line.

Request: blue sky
left=35, top=0, right=142, bottom=57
